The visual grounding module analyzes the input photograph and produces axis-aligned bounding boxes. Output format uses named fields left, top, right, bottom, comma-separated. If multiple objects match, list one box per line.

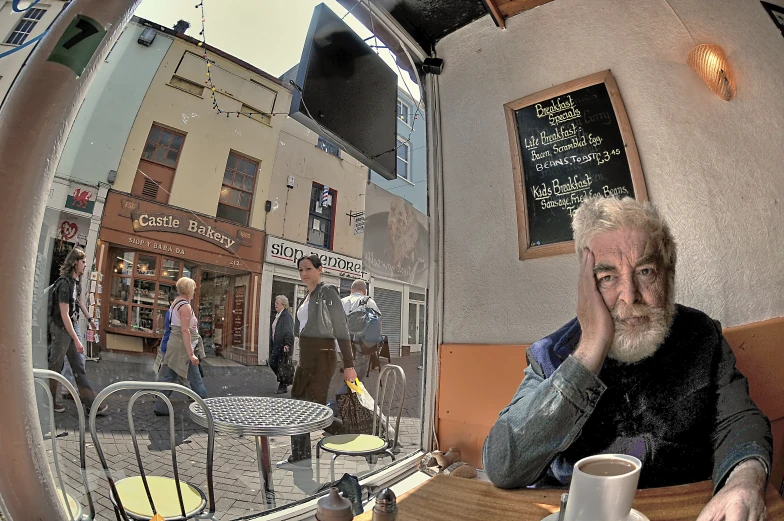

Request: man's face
left=590, top=228, right=674, bottom=363
left=74, top=258, right=87, bottom=277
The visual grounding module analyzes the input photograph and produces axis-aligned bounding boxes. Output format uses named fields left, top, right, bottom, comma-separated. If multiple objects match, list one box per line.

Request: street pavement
left=40, top=352, right=424, bottom=520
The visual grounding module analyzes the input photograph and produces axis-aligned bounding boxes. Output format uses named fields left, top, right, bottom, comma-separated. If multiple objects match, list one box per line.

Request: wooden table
left=356, top=474, right=784, bottom=521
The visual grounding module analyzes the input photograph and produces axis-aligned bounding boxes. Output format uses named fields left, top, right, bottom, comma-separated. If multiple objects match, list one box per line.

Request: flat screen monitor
left=289, top=3, right=398, bottom=180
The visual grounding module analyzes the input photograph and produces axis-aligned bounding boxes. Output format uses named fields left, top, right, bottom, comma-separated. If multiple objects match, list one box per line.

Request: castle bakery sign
left=131, top=212, right=242, bottom=253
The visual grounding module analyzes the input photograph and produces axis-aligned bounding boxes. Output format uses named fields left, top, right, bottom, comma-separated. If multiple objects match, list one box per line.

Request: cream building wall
left=265, top=117, right=368, bottom=258
left=113, top=33, right=291, bottom=229
left=0, top=0, right=68, bottom=103
left=436, top=0, right=784, bottom=344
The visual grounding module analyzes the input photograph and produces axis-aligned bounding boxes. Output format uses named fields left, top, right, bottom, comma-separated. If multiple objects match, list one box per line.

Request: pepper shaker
left=315, top=487, right=354, bottom=521
left=371, top=488, right=397, bottom=521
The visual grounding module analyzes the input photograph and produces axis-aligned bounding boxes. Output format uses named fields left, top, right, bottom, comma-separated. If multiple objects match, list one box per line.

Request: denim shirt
left=482, top=305, right=772, bottom=494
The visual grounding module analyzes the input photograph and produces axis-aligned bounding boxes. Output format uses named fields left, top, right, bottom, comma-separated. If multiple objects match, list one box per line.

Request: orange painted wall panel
left=437, top=344, right=528, bottom=468
left=724, top=317, right=784, bottom=422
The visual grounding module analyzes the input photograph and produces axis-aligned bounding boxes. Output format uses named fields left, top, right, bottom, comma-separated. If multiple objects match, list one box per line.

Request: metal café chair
left=33, top=369, right=95, bottom=521
left=88, top=381, right=216, bottom=521
left=317, top=364, right=406, bottom=482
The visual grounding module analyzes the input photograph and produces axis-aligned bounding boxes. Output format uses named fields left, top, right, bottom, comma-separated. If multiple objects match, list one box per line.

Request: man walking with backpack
left=342, top=280, right=383, bottom=379
left=48, top=248, right=106, bottom=416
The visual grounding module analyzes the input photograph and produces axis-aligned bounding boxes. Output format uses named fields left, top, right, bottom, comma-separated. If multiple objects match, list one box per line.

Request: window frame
left=140, top=124, right=186, bottom=170
left=4, top=7, right=46, bottom=46
left=317, top=136, right=341, bottom=158
left=396, top=137, right=410, bottom=180
left=397, top=98, right=412, bottom=126
left=105, top=249, right=195, bottom=339
left=307, top=182, right=337, bottom=250
left=216, top=151, right=259, bottom=227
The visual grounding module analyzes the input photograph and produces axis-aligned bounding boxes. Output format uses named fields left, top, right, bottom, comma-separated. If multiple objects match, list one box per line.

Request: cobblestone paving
left=39, top=353, right=424, bottom=520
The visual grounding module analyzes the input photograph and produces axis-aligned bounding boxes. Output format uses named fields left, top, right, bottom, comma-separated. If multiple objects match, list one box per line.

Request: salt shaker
left=371, top=488, right=397, bottom=521
left=315, top=487, right=354, bottom=521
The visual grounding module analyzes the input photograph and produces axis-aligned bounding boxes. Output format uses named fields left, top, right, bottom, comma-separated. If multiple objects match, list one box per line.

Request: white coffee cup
left=563, top=454, right=642, bottom=521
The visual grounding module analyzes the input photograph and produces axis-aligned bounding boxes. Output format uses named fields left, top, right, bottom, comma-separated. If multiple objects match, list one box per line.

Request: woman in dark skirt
left=284, top=254, right=356, bottom=464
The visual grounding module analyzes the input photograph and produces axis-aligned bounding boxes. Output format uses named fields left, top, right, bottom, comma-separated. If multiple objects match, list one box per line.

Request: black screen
left=290, top=3, right=398, bottom=180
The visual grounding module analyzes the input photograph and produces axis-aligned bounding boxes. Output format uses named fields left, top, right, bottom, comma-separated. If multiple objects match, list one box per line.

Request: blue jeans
left=61, top=322, right=86, bottom=391
left=153, top=363, right=208, bottom=415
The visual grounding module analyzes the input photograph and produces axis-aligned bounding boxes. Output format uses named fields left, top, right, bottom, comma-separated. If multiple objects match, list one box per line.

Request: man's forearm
left=483, top=355, right=606, bottom=488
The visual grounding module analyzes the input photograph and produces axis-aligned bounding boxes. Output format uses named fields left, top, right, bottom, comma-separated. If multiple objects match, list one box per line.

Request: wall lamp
left=687, top=44, right=736, bottom=101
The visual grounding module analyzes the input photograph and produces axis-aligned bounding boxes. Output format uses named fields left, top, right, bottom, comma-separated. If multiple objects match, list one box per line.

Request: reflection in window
left=161, top=258, right=180, bottom=281
left=136, top=254, right=157, bottom=277
left=216, top=152, right=257, bottom=226
left=113, top=251, right=135, bottom=275
left=131, top=306, right=154, bottom=333
left=110, top=276, right=130, bottom=301
left=132, top=279, right=156, bottom=305
left=108, top=304, right=128, bottom=329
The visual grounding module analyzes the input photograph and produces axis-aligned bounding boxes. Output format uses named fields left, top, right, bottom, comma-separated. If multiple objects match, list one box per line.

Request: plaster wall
left=436, top=0, right=784, bottom=343
left=265, top=117, right=368, bottom=258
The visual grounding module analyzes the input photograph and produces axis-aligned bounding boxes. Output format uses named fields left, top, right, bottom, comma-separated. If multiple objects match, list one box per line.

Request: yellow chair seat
left=114, top=475, right=205, bottom=519
left=321, top=434, right=387, bottom=453
left=57, top=488, right=82, bottom=520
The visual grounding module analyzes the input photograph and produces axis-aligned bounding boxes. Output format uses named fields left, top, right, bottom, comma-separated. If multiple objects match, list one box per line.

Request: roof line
left=133, top=16, right=292, bottom=91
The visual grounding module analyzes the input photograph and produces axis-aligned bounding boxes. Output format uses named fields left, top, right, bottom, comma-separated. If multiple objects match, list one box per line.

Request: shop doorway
left=48, top=239, right=75, bottom=286
left=198, top=264, right=252, bottom=358
left=269, top=278, right=306, bottom=339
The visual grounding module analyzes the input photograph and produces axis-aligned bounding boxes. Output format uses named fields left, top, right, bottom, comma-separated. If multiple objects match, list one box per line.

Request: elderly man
left=483, top=197, right=772, bottom=521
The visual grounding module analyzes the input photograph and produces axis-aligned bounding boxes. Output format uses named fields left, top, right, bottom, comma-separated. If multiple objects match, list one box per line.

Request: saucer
left=541, top=508, right=649, bottom=521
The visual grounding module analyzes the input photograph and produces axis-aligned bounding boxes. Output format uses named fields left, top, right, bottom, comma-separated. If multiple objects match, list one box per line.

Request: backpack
left=39, top=277, right=67, bottom=341
left=346, top=297, right=383, bottom=348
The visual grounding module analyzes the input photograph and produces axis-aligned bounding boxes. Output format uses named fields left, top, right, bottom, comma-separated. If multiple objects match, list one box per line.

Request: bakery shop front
left=95, top=191, right=265, bottom=365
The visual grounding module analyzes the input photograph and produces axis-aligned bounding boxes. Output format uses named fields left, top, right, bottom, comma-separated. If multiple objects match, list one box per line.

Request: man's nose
left=618, top=275, right=641, bottom=305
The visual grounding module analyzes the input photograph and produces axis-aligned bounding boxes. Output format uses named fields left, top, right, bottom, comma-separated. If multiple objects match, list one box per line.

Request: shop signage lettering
left=131, top=211, right=242, bottom=253
left=127, top=237, right=186, bottom=255
left=265, top=237, right=363, bottom=277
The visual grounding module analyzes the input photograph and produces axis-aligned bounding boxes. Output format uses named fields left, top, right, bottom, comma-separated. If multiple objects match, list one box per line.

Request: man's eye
left=598, top=275, right=613, bottom=284
left=639, top=268, right=654, bottom=277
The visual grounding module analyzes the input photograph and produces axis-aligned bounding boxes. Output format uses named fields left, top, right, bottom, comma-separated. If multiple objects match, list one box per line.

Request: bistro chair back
left=88, top=381, right=216, bottom=521
left=317, top=364, right=407, bottom=482
left=33, top=369, right=95, bottom=521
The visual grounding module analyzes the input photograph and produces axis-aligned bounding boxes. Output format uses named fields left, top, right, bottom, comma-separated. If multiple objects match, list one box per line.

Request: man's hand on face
left=697, top=460, right=767, bottom=521
left=573, top=249, right=615, bottom=373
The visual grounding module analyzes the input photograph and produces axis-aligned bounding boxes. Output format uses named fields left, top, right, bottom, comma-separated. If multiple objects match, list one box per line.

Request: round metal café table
left=189, top=396, right=333, bottom=508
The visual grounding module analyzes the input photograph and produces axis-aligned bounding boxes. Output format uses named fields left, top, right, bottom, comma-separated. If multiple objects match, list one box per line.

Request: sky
left=134, top=0, right=420, bottom=100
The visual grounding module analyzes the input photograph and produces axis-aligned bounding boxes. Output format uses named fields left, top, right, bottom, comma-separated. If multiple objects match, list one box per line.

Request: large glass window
left=23, top=2, right=431, bottom=519
left=4, top=7, right=45, bottom=45
left=106, top=249, right=197, bottom=340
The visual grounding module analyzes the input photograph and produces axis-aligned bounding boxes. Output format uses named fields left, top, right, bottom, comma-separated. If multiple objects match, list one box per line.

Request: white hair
left=274, top=295, right=289, bottom=308
left=572, top=196, right=677, bottom=277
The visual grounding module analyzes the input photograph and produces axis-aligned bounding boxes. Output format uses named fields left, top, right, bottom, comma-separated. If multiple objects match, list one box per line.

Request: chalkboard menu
left=504, top=70, right=647, bottom=260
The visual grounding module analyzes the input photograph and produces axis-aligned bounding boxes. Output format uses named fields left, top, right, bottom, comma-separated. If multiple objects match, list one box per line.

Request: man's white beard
left=607, top=294, right=675, bottom=364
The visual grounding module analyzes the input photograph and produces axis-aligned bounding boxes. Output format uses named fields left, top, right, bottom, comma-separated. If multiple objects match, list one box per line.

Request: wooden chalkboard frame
left=504, top=70, right=648, bottom=261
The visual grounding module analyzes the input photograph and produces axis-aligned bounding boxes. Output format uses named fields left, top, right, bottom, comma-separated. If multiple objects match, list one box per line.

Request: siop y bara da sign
left=265, top=236, right=363, bottom=278
left=131, top=211, right=243, bottom=253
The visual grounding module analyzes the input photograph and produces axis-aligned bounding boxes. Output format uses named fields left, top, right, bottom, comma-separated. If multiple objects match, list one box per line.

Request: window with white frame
left=396, top=138, right=410, bottom=180
left=5, top=8, right=46, bottom=45
left=397, top=98, right=411, bottom=125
